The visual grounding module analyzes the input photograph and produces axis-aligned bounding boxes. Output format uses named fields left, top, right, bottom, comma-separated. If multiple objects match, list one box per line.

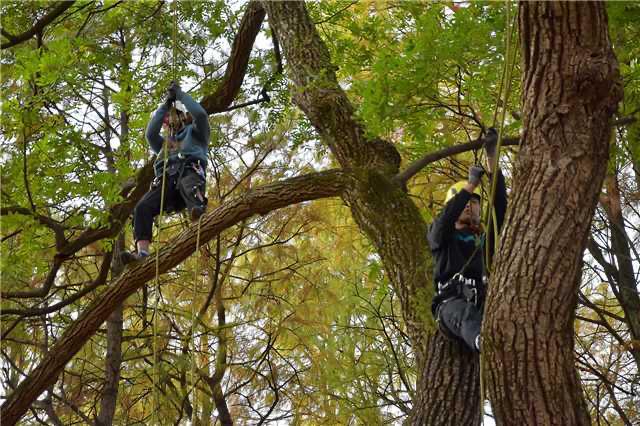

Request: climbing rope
left=190, top=216, right=204, bottom=423
left=149, top=3, right=207, bottom=420
left=483, top=2, right=518, bottom=275
left=478, top=2, right=518, bottom=424
left=152, top=1, right=179, bottom=424
left=151, top=111, right=170, bottom=424
left=172, top=0, right=178, bottom=82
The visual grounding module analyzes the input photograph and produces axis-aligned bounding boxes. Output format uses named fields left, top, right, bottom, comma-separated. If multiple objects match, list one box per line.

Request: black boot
left=190, top=205, right=206, bottom=222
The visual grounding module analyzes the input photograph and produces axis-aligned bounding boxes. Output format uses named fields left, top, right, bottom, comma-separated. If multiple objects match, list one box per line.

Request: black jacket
left=427, top=171, right=508, bottom=312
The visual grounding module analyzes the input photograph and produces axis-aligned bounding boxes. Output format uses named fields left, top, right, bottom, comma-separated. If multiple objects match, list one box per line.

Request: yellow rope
left=190, top=216, right=203, bottom=425
left=152, top=116, right=169, bottom=426
left=168, top=2, right=206, bottom=420
left=479, top=2, right=517, bottom=424
left=172, top=0, right=178, bottom=82
left=152, top=1, right=179, bottom=423
left=483, top=2, right=518, bottom=274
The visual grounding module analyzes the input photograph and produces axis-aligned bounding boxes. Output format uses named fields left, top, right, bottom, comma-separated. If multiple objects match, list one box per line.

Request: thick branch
left=0, top=169, right=347, bottom=425
left=394, top=136, right=520, bottom=185
left=1, top=1, right=76, bottom=49
left=394, top=112, right=635, bottom=186
left=200, top=1, right=266, bottom=114
left=262, top=1, right=399, bottom=171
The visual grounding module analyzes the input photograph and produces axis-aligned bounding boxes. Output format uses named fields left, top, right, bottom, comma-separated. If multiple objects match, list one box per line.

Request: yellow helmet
left=444, top=181, right=482, bottom=204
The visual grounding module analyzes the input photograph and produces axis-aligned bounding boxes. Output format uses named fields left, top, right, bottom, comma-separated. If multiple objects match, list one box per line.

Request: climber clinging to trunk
left=427, top=128, right=508, bottom=352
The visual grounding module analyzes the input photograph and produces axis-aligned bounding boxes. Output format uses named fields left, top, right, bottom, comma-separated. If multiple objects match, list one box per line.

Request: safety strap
left=457, top=233, right=485, bottom=278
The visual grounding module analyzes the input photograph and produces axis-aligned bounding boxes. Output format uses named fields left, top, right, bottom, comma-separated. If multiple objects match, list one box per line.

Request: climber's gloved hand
left=484, top=127, right=498, bottom=158
left=164, top=81, right=180, bottom=107
left=469, top=165, right=485, bottom=186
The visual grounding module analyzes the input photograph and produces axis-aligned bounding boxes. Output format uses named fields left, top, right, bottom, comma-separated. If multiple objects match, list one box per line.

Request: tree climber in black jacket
left=427, top=128, right=507, bottom=352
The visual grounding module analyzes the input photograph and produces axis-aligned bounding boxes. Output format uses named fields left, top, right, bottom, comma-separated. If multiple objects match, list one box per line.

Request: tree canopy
left=1, top=1, right=639, bottom=425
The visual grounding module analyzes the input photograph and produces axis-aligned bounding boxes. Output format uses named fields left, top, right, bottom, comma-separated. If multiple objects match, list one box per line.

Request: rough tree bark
left=262, top=2, right=480, bottom=425
left=484, top=2, right=622, bottom=425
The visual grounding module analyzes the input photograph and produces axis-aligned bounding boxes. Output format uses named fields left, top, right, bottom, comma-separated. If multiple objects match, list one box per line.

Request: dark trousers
left=436, top=297, right=482, bottom=352
left=133, top=167, right=206, bottom=243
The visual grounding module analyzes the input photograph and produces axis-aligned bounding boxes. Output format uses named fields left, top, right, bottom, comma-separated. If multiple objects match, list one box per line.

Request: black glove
left=469, top=165, right=485, bottom=186
left=164, top=81, right=180, bottom=107
left=484, top=127, right=498, bottom=157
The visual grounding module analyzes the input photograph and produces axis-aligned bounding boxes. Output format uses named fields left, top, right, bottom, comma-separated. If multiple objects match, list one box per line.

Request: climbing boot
left=190, top=205, right=206, bottom=222
left=120, top=251, right=149, bottom=265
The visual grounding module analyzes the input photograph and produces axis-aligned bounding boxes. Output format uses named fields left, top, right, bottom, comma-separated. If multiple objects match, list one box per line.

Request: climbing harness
left=437, top=273, right=482, bottom=306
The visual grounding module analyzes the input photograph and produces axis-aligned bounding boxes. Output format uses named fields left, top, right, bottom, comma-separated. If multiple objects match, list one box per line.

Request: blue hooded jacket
left=145, top=89, right=210, bottom=177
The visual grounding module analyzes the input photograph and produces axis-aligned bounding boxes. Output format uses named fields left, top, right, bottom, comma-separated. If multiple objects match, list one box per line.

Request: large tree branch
left=393, top=113, right=636, bottom=185
left=261, top=1, right=399, bottom=171
left=265, top=4, right=483, bottom=423
left=394, top=136, right=520, bottom=185
left=0, top=169, right=347, bottom=425
left=1, top=1, right=76, bottom=49
left=200, top=1, right=266, bottom=114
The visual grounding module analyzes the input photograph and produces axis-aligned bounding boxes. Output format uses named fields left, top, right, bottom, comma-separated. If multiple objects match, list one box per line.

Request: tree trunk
left=484, top=2, right=622, bottom=425
left=411, top=333, right=481, bottom=426
left=205, top=261, right=232, bottom=426
left=262, top=2, right=479, bottom=424
left=95, top=236, right=125, bottom=426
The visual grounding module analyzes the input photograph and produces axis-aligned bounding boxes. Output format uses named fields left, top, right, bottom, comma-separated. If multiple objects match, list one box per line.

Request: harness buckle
left=463, top=282, right=478, bottom=305
left=438, top=274, right=479, bottom=306
left=191, top=160, right=205, bottom=178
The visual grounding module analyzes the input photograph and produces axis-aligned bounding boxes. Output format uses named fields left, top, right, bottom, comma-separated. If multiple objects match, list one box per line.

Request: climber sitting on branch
left=121, top=81, right=210, bottom=264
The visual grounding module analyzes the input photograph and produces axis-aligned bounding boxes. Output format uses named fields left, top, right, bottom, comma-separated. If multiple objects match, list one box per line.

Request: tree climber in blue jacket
left=121, top=81, right=210, bottom=264
left=427, top=128, right=507, bottom=352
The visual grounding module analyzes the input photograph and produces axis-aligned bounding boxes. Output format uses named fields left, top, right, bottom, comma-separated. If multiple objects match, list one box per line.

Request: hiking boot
left=190, top=205, right=206, bottom=222
left=120, top=251, right=149, bottom=265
